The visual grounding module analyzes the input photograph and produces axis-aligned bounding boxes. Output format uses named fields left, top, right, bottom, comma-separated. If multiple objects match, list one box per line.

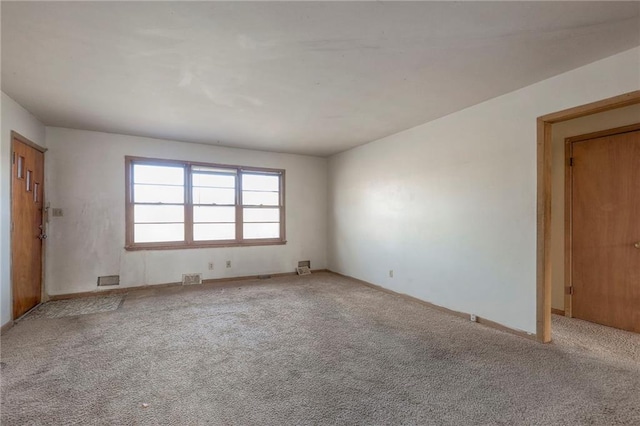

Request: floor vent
left=297, top=266, right=311, bottom=276
left=97, top=275, right=120, bottom=286
left=182, top=273, right=202, bottom=285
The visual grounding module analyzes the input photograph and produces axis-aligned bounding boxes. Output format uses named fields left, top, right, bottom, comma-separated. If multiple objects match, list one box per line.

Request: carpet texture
left=21, top=294, right=125, bottom=320
left=1, top=272, right=639, bottom=425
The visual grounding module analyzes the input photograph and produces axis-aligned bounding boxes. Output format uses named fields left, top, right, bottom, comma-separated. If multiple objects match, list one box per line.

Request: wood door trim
left=563, top=123, right=640, bottom=320
left=536, top=90, right=640, bottom=343
left=11, top=131, right=46, bottom=153
left=566, top=123, right=640, bottom=144
left=10, top=132, right=46, bottom=320
left=539, top=91, right=640, bottom=123
left=536, top=119, right=553, bottom=342
left=564, top=138, right=573, bottom=318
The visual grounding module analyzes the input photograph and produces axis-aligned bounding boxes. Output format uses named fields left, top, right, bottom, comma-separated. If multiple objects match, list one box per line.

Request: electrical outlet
left=208, top=262, right=214, bottom=270
left=470, top=314, right=477, bottom=322
left=226, top=260, right=231, bottom=268
left=389, top=270, right=393, bottom=278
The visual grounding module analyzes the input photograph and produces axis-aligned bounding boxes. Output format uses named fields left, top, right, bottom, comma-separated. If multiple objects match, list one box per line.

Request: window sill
left=125, top=240, right=287, bottom=251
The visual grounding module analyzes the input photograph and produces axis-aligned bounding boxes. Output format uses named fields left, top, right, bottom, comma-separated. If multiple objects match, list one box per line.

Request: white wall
left=44, top=128, right=327, bottom=296
left=328, top=47, right=640, bottom=335
left=1, top=92, right=46, bottom=327
left=550, top=104, right=640, bottom=311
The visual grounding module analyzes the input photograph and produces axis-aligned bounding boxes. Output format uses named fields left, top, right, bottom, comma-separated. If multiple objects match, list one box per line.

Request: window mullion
left=126, top=158, right=134, bottom=246
left=279, top=173, right=285, bottom=241
left=185, top=164, right=193, bottom=244
left=236, top=168, right=243, bottom=242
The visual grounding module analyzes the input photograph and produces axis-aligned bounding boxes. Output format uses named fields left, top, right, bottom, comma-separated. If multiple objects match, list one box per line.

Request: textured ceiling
left=2, top=2, right=639, bottom=156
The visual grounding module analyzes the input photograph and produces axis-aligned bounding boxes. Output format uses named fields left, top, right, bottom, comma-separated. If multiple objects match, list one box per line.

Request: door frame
left=10, top=131, right=47, bottom=320
left=536, top=90, right=640, bottom=343
left=563, top=122, right=640, bottom=318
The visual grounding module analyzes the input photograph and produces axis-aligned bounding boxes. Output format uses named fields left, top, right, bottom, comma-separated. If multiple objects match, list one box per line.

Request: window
left=125, top=156, right=285, bottom=250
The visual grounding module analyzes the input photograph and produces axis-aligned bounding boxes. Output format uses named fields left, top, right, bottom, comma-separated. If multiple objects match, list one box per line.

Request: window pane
left=243, top=223, right=280, bottom=239
left=134, top=184, right=184, bottom=203
left=193, top=187, right=235, bottom=205
left=192, top=173, right=236, bottom=188
left=134, top=223, right=184, bottom=243
left=243, top=208, right=280, bottom=223
left=193, top=166, right=237, bottom=174
left=134, top=164, right=184, bottom=185
left=135, top=205, right=184, bottom=223
left=242, top=191, right=279, bottom=206
left=194, top=206, right=235, bottom=223
left=17, top=156, right=24, bottom=178
left=194, top=223, right=235, bottom=241
left=242, top=174, right=279, bottom=191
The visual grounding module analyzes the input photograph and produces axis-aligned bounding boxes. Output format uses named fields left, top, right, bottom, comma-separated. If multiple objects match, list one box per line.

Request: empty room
left=1, top=1, right=639, bottom=424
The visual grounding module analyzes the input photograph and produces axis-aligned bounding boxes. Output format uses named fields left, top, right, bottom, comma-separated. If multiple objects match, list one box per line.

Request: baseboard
left=551, top=308, right=565, bottom=316
left=328, top=270, right=537, bottom=342
left=49, top=282, right=182, bottom=300
left=1, top=320, right=14, bottom=335
left=48, top=269, right=330, bottom=301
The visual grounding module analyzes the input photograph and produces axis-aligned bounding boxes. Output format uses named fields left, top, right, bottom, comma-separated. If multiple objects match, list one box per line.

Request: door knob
left=635, top=242, right=640, bottom=249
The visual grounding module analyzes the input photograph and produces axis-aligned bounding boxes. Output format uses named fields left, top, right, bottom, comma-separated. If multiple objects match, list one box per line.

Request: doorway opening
left=537, top=90, right=640, bottom=342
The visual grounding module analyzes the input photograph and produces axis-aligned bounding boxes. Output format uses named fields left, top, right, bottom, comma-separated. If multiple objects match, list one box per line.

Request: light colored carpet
left=21, top=294, right=125, bottom=320
left=552, top=313, right=640, bottom=368
left=1, top=272, right=638, bottom=425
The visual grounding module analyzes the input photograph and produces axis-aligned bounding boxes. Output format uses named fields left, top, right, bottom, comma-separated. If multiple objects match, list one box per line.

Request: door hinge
left=569, top=157, right=574, bottom=167
left=565, top=286, right=573, bottom=295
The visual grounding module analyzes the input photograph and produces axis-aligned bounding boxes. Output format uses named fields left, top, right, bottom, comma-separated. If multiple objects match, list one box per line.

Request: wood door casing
left=570, top=127, right=640, bottom=333
left=11, top=136, right=45, bottom=319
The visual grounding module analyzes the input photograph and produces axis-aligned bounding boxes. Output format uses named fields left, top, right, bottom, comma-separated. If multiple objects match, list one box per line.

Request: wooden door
left=570, top=126, right=640, bottom=333
left=11, top=136, right=45, bottom=319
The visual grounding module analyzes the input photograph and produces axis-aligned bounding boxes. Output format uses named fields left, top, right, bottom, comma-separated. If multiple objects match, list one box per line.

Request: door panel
left=11, top=138, right=45, bottom=319
left=571, top=129, right=640, bottom=332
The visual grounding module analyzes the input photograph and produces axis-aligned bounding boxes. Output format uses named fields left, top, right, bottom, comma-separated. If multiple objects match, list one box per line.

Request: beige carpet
left=21, top=294, right=125, bottom=320
left=1, top=272, right=638, bottom=425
